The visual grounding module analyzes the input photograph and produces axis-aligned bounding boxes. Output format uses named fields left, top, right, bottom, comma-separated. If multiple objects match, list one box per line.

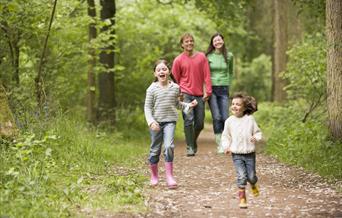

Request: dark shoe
left=184, top=126, right=195, bottom=154
left=186, top=153, right=195, bottom=157
left=193, top=141, right=198, bottom=154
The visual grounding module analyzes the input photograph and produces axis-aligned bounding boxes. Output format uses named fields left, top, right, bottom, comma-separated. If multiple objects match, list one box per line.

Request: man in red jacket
left=172, top=33, right=212, bottom=156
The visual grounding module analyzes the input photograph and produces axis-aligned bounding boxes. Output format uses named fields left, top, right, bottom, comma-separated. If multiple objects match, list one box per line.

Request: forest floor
left=114, top=125, right=342, bottom=218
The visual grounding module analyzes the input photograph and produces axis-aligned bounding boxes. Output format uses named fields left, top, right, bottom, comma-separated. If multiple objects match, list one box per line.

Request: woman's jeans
left=232, top=153, right=258, bottom=188
left=209, top=86, right=229, bottom=134
left=148, top=122, right=176, bottom=164
left=182, top=93, right=205, bottom=154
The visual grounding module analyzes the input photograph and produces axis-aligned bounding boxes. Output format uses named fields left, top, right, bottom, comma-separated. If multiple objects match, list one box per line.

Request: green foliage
left=46, top=1, right=89, bottom=109
left=1, top=134, right=69, bottom=217
left=242, top=0, right=273, bottom=61
left=1, top=0, right=89, bottom=125
left=284, top=33, right=326, bottom=99
left=192, top=0, right=249, bottom=57
left=115, top=0, right=216, bottom=106
left=283, top=33, right=326, bottom=121
left=255, top=103, right=342, bottom=180
left=232, top=54, right=272, bottom=101
left=0, top=113, right=148, bottom=217
left=0, top=0, right=51, bottom=98
left=115, top=106, right=148, bottom=138
left=291, top=0, right=325, bottom=33
left=106, top=174, right=145, bottom=204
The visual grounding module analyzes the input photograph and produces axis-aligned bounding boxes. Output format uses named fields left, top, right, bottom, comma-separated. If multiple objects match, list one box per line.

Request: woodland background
left=0, top=0, right=341, bottom=217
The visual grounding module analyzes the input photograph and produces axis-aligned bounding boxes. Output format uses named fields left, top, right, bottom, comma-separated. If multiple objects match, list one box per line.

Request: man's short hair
left=180, top=33, right=194, bottom=45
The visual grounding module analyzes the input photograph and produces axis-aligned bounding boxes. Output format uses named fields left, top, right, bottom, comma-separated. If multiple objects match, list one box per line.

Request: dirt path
left=143, top=126, right=342, bottom=218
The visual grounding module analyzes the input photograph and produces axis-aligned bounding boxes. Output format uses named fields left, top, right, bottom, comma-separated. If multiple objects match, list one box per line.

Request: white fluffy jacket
left=221, top=114, right=262, bottom=154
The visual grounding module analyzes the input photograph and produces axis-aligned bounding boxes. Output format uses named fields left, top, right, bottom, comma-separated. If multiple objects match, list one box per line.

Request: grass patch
left=0, top=111, right=148, bottom=217
left=255, top=102, right=342, bottom=181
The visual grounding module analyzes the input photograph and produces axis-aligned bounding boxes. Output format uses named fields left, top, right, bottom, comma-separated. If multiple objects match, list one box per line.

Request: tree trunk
left=272, top=0, right=288, bottom=102
left=326, top=0, right=342, bottom=140
left=98, top=0, right=116, bottom=124
left=87, top=0, right=97, bottom=124
left=271, top=0, right=275, bottom=102
left=0, top=84, right=17, bottom=137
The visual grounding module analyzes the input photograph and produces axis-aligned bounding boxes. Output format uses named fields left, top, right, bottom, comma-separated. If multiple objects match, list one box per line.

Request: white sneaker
left=215, top=134, right=223, bottom=154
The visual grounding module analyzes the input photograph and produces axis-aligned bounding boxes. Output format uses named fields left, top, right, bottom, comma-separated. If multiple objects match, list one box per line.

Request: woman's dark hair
left=153, top=59, right=176, bottom=82
left=232, top=92, right=258, bottom=115
left=205, top=33, right=229, bottom=64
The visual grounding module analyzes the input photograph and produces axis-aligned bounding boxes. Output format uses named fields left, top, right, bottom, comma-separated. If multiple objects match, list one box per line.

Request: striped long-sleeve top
left=144, top=81, right=185, bottom=126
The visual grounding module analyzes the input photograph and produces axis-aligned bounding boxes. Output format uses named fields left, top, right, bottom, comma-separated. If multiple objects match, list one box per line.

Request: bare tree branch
left=35, top=0, right=58, bottom=109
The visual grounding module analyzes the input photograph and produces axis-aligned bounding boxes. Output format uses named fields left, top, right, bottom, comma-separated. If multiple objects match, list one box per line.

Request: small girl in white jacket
left=221, top=92, right=262, bottom=209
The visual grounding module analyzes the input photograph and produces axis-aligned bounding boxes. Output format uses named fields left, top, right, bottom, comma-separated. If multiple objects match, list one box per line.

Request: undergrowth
left=0, top=108, right=148, bottom=217
left=255, top=102, right=342, bottom=181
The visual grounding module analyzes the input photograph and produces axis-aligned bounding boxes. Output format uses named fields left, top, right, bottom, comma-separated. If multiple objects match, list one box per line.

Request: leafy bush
left=115, top=0, right=216, bottom=106
left=115, top=106, right=147, bottom=138
left=282, top=33, right=326, bottom=122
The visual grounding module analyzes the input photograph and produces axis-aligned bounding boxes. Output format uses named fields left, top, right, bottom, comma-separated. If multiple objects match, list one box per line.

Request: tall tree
left=87, top=0, right=97, bottom=124
left=98, top=0, right=115, bottom=124
left=272, top=0, right=288, bottom=102
left=326, top=0, right=342, bottom=140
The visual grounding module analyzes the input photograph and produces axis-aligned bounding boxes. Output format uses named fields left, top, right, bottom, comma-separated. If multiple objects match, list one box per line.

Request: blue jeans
left=148, top=122, right=176, bottom=164
left=209, top=86, right=229, bottom=134
left=182, top=94, right=205, bottom=153
left=232, top=153, right=258, bottom=188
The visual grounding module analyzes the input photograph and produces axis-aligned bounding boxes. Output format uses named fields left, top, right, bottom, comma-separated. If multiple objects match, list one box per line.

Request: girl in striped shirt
left=144, top=59, right=197, bottom=189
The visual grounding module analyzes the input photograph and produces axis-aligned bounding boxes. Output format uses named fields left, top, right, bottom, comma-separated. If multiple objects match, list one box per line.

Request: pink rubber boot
left=165, top=162, right=177, bottom=189
left=150, top=164, right=158, bottom=186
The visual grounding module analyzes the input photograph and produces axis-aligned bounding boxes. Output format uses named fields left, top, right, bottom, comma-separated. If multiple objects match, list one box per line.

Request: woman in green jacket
left=206, top=33, right=234, bottom=153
